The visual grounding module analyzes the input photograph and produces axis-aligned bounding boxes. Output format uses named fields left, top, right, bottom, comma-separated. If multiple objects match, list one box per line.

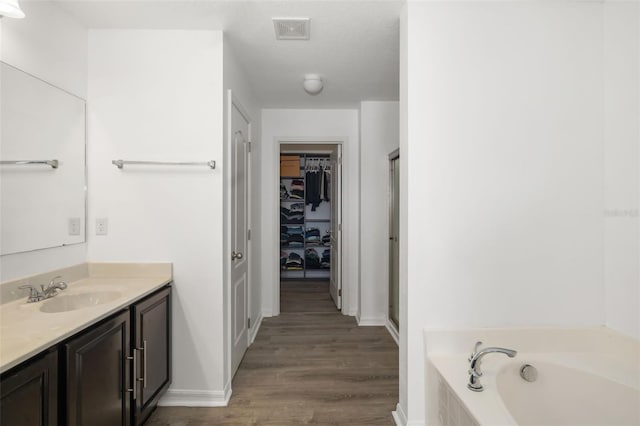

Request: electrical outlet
left=68, top=218, right=81, bottom=236
left=96, top=218, right=108, bottom=236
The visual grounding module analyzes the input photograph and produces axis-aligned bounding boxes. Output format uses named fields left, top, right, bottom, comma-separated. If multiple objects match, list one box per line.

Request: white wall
left=88, top=30, right=228, bottom=398
left=222, top=35, right=262, bottom=383
left=603, top=1, right=640, bottom=339
left=359, top=101, right=399, bottom=325
left=260, top=109, right=360, bottom=316
left=0, top=2, right=88, bottom=281
left=403, top=2, right=606, bottom=423
left=0, top=2, right=87, bottom=98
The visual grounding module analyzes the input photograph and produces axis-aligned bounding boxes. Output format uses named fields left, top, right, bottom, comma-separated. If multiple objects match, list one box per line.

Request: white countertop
left=0, top=263, right=172, bottom=374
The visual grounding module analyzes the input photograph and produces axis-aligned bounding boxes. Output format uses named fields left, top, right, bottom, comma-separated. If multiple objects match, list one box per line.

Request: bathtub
left=497, top=359, right=640, bottom=426
left=424, top=328, right=640, bottom=426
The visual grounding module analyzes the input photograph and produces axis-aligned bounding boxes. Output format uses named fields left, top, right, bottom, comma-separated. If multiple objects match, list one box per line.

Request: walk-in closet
left=280, top=153, right=332, bottom=280
left=278, top=143, right=343, bottom=311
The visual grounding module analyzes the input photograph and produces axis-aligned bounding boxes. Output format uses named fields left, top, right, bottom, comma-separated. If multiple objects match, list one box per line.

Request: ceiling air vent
left=273, top=18, right=310, bottom=40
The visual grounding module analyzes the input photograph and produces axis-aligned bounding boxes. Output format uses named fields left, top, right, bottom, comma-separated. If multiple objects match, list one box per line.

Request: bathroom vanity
left=0, top=263, right=172, bottom=426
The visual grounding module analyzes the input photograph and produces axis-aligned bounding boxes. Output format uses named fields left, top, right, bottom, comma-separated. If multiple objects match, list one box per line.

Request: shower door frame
left=387, top=149, right=400, bottom=337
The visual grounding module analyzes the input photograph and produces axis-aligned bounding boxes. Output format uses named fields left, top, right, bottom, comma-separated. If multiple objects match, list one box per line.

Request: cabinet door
left=65, top=310, right=131, bottom=426
left=0, top=350, right=58, bottom=426
left=132, top=286, right=171, bottom=425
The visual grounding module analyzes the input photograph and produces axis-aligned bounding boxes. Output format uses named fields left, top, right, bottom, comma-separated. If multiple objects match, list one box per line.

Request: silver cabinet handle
left=126, top=348, right=137, bottom=400
left=232, top=251, right=243, bottom=261
left=141, top=340, right=147, bottom=389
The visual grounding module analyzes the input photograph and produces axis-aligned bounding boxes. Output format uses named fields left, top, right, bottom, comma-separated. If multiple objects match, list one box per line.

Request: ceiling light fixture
left=303, top=74, right=323, bottom=95
left=0, top=0, right=25, bottom=18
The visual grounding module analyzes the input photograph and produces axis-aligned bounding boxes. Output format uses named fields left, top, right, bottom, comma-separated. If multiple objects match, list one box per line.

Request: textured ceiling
left=56, top=0, right=402, bottom=108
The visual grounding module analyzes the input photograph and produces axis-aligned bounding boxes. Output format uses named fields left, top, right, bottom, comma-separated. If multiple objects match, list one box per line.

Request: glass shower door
left=389, top=151, right=400, bottom=330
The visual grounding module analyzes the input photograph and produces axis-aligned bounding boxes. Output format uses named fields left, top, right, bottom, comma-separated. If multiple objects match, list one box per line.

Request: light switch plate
left=96, top=218, right=108, bottom=235
left=68, top=218, right=81, bottom=236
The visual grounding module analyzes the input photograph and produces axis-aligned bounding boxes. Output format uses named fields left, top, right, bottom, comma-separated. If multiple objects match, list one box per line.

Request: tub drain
left=520, top=364, right=538, bottom=382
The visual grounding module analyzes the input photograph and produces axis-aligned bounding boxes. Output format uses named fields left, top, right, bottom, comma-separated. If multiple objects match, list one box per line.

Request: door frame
left=271, top=137, right=345, bottom=316
left=225, top=90, right=253, bottom=383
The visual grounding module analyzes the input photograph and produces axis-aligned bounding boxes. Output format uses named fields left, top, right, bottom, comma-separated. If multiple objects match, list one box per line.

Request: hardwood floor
left=147, top=281, right=398, bottom=425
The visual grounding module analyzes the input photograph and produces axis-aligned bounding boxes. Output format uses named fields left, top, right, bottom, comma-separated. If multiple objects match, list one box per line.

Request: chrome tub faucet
left=467, top=341, right=517, bottom=392
left=19, top=276, right=68, bottom=303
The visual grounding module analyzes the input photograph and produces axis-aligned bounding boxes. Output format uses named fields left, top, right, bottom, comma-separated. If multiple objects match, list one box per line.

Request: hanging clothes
left=319, top=167, right=325, bottom=202
left=323, top=168, right=330, bottom=202
left=305, top=169, right=322, bottom=211
left=305, top=158, right=330, bottom=211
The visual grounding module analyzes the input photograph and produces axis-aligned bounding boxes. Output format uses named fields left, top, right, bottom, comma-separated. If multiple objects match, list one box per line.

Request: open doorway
left=279, top=143, right=342, bottom=313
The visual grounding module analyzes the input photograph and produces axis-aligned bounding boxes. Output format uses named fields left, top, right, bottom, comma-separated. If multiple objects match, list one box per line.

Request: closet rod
left=112, top=160, right=216, bottom=170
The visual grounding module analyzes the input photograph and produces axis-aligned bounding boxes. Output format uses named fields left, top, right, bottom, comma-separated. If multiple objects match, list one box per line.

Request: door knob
left=232, top=251, right=243, bottom=261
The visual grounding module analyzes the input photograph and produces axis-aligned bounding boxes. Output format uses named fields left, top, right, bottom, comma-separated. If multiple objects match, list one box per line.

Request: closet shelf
left=305, top=219, right=330, bottom=223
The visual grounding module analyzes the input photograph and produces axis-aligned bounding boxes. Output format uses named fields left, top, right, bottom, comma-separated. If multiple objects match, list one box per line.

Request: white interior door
left=230, top=96, right=250, bottom=376
left=329, top=146, right=342, bottom=309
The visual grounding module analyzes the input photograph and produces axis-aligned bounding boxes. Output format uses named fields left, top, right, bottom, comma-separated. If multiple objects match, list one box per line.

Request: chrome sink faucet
left=467, top=341, right=517, bottom=392
left=19, top=276, right=68, bottom=303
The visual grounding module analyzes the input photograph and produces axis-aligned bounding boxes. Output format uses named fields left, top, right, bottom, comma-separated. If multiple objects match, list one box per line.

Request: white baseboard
left=158, top=382, right=232, bottom=407
left=392, top=403, right=408, bottom=426
left=249, top=311, right=264, bottom=343
left=385, top=319, right=399, bottom=345
left=392, top=404, right=425, bottom=426
left=357, top=315, right=386, bottom=326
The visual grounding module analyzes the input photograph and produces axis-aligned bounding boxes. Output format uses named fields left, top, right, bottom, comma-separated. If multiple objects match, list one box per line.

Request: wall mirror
left=0, top=61, right=86, bottom=255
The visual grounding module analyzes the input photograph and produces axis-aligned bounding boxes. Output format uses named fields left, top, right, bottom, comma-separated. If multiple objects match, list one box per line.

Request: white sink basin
left=39, top=291, right=122, bottom=313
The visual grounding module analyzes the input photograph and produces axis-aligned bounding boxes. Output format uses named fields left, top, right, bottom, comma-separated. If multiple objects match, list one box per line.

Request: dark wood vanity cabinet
left=0, top=349, right=58, bottom=426
left=64, top=310, right=131, bottom=426
left=0, top=284, right=171, bottom=426
left=64, top=286, right=172, bottom=426
left=132, top=286, right=171, bottom=425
